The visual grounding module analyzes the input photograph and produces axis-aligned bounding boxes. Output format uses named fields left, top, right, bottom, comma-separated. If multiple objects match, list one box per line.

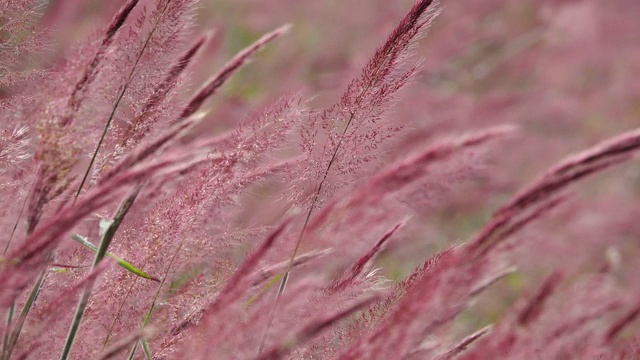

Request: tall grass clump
left=1, top=0, right=640, bottom=359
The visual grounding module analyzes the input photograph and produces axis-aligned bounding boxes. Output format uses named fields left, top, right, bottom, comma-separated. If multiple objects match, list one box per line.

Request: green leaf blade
left=71, top=234, right=159, bottom=282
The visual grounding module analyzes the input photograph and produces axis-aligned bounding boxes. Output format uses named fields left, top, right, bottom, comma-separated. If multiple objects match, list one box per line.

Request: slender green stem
left=256, top=26, right=398, bottom=351
left=126, top=193, right=207, bottom=360
left=127, top=238, right=185, bottom=360
left=3, top=184, right=31, bottom=255
left=140, top=337, right=152, bottom=359
left=102, top=279, right=137, bottom=350
left=2, top=265, right=49, bottom=360
left=127, top=175, right=211, bottom=358
left=1, top=304, right=14, bottom=360
left=60, top=191, right=137, bottom=360
left=1, top=185, right=33, bottom=359
left=59, top=288, right=91, bottom=360
left=257, top=112, right=355, bottom=354
left=71, top=234, right=158, bottom=281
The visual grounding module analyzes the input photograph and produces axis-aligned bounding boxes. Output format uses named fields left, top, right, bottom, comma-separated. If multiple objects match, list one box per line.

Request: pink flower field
left=1, top=0, right=640, bottom=359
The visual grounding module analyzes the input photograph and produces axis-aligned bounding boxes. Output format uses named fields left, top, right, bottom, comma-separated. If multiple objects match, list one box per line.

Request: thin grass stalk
left=7, top=263, right=111, bottom=360
left=2, top=206, right=52, bottom=360
left=256, top=122, right=349, bottom=352
left=59, top=0, right=140, bottom=127
left=0, top=186, right=30, bottom=360
left=120, top=32, right=211, bottom=147
left=118, top=168, right=199, bottom=356
left=140, top=338, right=152, bottom=360
left=112, top=152, right=209, bottom=354
left=99, top=113, right=208, bottom=350
left=75, top=0, right=172, bottom=199
left=59, top=189, right=138, bottom=360
left=3, top=183, right=31, bottom=255
left=127, top=182, right=212, bottom=359
left=166, top=244, right=325, bottom=341
left=0, top=305, right=13, bottom=360
left=250, top=248, right=333, bottom=288
left=58, top=287, right=92, bottom=359
left=97, top=118, right=208, bottom=351
left=102, top=277, right=136, bottom=350
left=257, top=36, right=390, bottom=351
left=126, top=239, right=184, bottom=360
left=256, top=0, right=436, bottom=347
left=2, top=262, right=49, bottom=360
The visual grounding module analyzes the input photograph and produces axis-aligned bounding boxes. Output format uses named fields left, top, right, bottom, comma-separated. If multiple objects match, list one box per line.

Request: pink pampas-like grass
left=2, top=0, right=640, bottom=359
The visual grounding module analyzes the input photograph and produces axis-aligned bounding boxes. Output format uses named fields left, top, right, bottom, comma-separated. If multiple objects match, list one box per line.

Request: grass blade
left=244, top=273, right=284, bottom=307
left=2, top=267, right=49, bottom=360
left=141, top=338, right=152, bottom=360
left=71, top=234, right=158, bottom=282
left=60, top=190, right=137, bottom=360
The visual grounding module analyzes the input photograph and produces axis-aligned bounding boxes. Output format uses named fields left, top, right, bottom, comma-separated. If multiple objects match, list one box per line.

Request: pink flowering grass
left=1, top=0, right=640, bottom=359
